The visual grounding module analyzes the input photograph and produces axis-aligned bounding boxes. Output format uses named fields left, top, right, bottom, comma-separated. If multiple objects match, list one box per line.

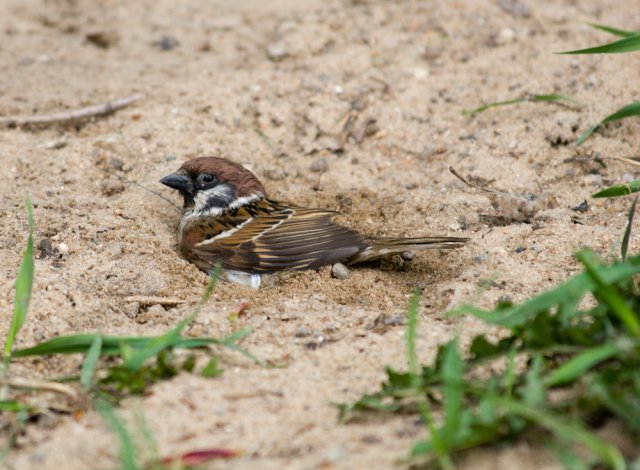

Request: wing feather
left=190, top=200, right=366, bottom=273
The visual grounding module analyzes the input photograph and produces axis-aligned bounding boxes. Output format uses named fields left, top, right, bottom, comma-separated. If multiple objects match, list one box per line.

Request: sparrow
left=160, top=157, right=467, bottom=288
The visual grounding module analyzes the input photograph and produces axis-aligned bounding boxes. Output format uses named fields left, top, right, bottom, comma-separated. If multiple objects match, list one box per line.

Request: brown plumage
left=160, top=157, right=467, bottom=287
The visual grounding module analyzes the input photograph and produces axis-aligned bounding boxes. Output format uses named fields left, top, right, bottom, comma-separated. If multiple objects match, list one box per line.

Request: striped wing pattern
left=186, top=199, right=367, bottom=273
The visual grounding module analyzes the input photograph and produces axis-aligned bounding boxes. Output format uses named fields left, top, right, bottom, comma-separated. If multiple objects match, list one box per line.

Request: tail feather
left=347, top=236, right=468, bottom=264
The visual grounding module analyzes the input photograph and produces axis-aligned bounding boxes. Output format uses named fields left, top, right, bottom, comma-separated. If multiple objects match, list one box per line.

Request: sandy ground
left=1, top=0, right=639, bottom=468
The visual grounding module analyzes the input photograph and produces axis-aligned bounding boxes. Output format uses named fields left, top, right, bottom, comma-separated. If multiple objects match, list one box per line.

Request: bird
left=160, top=157, right=467, bottom=288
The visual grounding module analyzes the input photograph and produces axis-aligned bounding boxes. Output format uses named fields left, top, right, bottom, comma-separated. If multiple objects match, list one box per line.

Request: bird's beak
left=160, top=173, right=191, bottom=192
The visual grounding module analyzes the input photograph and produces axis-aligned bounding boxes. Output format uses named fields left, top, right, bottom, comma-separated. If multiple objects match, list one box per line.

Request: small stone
left=310, top=157, right=329, bottom=173
left=93, top=137, right=118, bottom=153
left=42, top=138, right=67, bottom=150
left=496, top=27, right=516, bottom=45
left=153, top=36, right=179, bottom=51
left=109, top=158, right=124, bottom=170
left=315, top=135, right=344, bottom=154
left=368, top=313, right=404, bottom=334
left=498, top=0, right=530, bottom=17
left=331, top=262, right=351, bottom=280
left=473, top=254, right=487, bottom=263
left=58, top=242, right=69, bottom=256
left=85, top=31, right=119, bottom=49
left=123, top=302, right=140, bottom=319
left=623, top=173, right=635, bottom=183
left=413, top=67, right=429, bottom=80
left=571, top=200, right=589, bottom=213
left=400, top=251, right=416, bottom=261
left=266, top=43, right=288, bottom=61
left=583, top=174, right=603, bottom=185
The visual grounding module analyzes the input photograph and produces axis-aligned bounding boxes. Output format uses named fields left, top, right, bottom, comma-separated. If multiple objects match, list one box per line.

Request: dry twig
left=602, top=155, right=640, bottom=168
left=449, top=167, right=528, bottom=201
left=124, top=296, right=186, bottom=306
left=0, top=93, right=144, bottom=128
left=2, top=378, right=77, bottom=398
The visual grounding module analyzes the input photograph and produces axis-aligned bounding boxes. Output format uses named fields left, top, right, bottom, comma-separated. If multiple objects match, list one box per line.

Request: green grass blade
left=576, top=250, right=640, bottom=337
left=13, top=334, right=150, bottom=357
left=0, top=400, right=32, bottom=412
left=134, top=407, right=161, bottom=470
left=552, top=440, right=595, bottom=470
left=0, top=430, right=16, bottom=465
left=406, top=291, right=420, bottom=376
left=440, top=340, right=464, bottom=446
left=220, top=329, right=260, bottom=364
left=521, top=355, right=544, bottom=406
left=80, top=332, right=103, bottom=389
left=543, top=342, right=622, bottom=387
left=559, top=33, right=640, bottom=54
left=462, top=94, right=578, bottom=116
left=621, top=196, right=638, bottom=261
left=122, top=315, right=192, bottom=371
left=12, top=334, right=242, bottom=357
left=120, top=265, right=221, bottom=370
left=3, top=196, right=35, bottom=365
left=406, top=290, right=454, bottom=470
left=593, top=179, right=640, bottom=198
left=576, top=101, right=640, bottom=145
left=451, top=256, right=640, bottom=328
left=462, top=98, right=524, bottom=116
left=531, top=94, right=579, bottom=105
left=494, top=398, right=625, bottom=470
left=587, top=23, right=639, bottom=38
left=196, top=264, right=221, bottom=311
left=95, top=400, right=139, bottom=470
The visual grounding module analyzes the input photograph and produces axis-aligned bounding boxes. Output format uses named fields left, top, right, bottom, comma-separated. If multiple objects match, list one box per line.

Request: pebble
left=497, top=27, right=516, bottom=45
left=42, top=138, right=67, bottom=150
left=400, top=251, right=416, bottom=261
left=583, top=174, right=603, bottom=185
left=153, top=36, right=180, bottom=51
left=58, top=242, right=69, bottom=255
left=571, top=200, right=589, bottom=213
left=266, top=43, right=288, bottom=61
left=498, top=0, right=530, bottom=17
left=310, top=157, right=329, bottom=173
left=316, top=135, right=344, bottom=154
left=331, top=262, right=351, bottom=280
left=413, top=67, right=429, bottom=80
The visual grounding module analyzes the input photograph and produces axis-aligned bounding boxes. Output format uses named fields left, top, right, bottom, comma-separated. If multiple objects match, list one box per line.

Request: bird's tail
left=347, top=236, right=468, bottom=264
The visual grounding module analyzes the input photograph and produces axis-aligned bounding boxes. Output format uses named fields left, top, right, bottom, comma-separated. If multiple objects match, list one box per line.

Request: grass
left=465, top=23, right=640, bottom=148
left=560, top=23, right=640, bottom=146
left=338, top=243, right=640, bottom=467
left=0, top=199, right=249, bottom=465
left=2, top=196, right=34, bottom=372
left=462, top=93, right=578, bottom=116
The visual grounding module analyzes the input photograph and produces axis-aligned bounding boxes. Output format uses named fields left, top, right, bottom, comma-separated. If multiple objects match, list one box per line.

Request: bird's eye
left=198, top=173, right=216, bottom=185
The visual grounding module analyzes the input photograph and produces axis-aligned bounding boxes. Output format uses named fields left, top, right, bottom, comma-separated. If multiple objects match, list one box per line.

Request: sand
left=1, top=0, right=638, bottom=468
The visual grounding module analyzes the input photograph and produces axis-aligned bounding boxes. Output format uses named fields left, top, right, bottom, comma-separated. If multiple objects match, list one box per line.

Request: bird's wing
left=191, top=201, right=366, bottom=273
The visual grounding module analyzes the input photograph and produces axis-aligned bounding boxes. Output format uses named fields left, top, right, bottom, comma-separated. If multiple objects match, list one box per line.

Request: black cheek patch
left=202, top=183, right=237, bottom=210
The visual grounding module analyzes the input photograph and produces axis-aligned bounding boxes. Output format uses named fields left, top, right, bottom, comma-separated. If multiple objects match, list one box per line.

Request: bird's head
left=160, top=157, right=267, bottom=213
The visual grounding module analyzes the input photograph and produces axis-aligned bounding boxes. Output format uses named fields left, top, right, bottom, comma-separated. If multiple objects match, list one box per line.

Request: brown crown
left=181, top=157, right=267, bottom=198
